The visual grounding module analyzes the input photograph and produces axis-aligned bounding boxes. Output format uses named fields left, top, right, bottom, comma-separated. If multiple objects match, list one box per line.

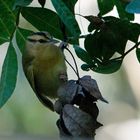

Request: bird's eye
left=38, top=39, right=47, bottom=43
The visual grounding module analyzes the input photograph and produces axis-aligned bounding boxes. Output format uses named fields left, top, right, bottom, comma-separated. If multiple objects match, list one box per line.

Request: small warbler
left=22, top=31, right=67, bottom=111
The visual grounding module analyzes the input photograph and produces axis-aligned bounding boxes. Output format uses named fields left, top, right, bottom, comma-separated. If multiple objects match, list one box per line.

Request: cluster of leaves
left=0, top=0, right=139, bottom=139
left=0, top=0, right=139, bottom=116
left=126, top=0, right=140, bottom=14
left=75, top=0, right=140, bottom=74
left=55, top=76, right=107, bottom=138
left=0, top=0, right=81, bottom=108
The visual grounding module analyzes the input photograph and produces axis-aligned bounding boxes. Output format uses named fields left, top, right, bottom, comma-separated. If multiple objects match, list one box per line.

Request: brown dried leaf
left=62, top=104, right=96, bottom=137
left=79, top=102, right=99, bottom=119
left=54, top=99, right=63, bottom=114
left=56, top=119, right=72, bottom=137
left=57, top=80, right=78, bottom=104
left=79, top=75, right=108, bottom=103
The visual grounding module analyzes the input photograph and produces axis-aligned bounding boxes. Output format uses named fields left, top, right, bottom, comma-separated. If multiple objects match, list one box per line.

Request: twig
left=65, top=47, right=80, bottom=80
left=112, top=41, right=140, bottom=61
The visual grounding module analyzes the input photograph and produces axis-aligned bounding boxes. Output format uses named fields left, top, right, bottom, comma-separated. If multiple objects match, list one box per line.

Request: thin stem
left=75, top=13, right=84, bottom=18
left=65, top=47, right=80, bottom=80
left=123, top=41, right=140, bottom=58
left=112, top=41, right=140, bottom=61
left=67, top=34, right=90, bottom=41
left=65, top=58, right=78, bottom=77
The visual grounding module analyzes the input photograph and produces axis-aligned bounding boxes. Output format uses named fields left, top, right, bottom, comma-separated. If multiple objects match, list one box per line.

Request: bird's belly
left=35, top=69, right=61, bottom=98
left=33, top=47, right=67, bottom=98
left=35, top=64, right=66, bottom=98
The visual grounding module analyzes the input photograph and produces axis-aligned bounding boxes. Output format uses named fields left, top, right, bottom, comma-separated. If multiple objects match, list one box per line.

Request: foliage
left=126, top=0, right=140, bottom=14
left=0, top=0, right=139, bottom=110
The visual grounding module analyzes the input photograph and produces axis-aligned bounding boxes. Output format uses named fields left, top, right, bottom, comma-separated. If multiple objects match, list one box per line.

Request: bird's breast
left=32, top=45, right=66, bottom=98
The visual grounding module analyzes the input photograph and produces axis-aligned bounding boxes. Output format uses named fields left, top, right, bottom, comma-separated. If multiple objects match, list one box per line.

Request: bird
left=22, top=31, right=67, bottom=111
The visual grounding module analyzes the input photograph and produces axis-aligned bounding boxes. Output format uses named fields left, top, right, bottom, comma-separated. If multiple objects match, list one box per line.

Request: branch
left=112, top=41, right=140, bottom=61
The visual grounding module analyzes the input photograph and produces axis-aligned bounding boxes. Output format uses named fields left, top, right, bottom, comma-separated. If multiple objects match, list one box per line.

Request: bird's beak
left=51, top=38, right=59, bottom=44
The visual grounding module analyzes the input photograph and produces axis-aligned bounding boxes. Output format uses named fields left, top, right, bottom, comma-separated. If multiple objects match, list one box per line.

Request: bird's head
left=26, top=31, right=59, bottom=48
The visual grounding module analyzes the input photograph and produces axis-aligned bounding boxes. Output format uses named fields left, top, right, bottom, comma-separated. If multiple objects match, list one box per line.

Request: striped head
left=26, top=31, right=59, bottom=47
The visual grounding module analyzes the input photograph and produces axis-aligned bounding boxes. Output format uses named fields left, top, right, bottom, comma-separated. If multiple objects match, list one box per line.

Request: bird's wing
left=25, top=65, right=54, bottom=111
left=26, top=65, right=36, bottom=91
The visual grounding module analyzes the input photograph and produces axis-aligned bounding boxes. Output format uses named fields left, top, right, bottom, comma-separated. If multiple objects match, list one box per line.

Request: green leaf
left=0, top=42, right=18, bottom=108
left=16, top=27, right=33, bottom=53
left=120, top=22, right=140, bottom=43
left=97, top=0, right=114, bottom=16
left=97, top=0, right=134, bottom=20
left=83, top=16, right=104, bottom=32
left=0, top=0, right=17, bottom=45
left=114, top=0, right=134, bottom=20
left=21, top=7, right=63, bottom=40
left=81, top=64, right=91, bottom=71
left=62, top=0, right=77, bottom=13
left=73, top=45, right=94, bottom=65
left=126, top=0, right=140, bottom=14
left=84, top=34, right=101, bottom=59
left=92, top=60, right=122, bottom=74
left=51, top=0, right=81, bottom=37
left=84, top=32, right=116, bottom=61
left=103, top=16, right=140, bottom=43
left=136, top=48, right=140, bottom=63
left=13, top=0, right=33, bottom=10
left=124, top=23, right=140, bottom=43
left=101, top=17, right=127, bottom=54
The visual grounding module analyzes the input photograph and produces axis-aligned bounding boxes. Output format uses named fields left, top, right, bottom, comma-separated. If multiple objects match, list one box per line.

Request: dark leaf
left=21, top=7, right=63, bottom=40
left=88, top=23, right=97, bottom=32
left=13, top=0, right=33, bottom=10
left=84, top=32, right=116, bottom=60
left=73, top=45, right=94, bottom=65
left=54, top=99, right=63, bottom=114
left=102, top=17, right=127, bottom=54
left=0, top=0, right=17, bottom=45
left=126, top=0, right=140, bottom=13
left=128, top=23, right=140, bottom=43
left=56, top=119, right=72, bottom=137
left=38, top=0, right=46, bottom=8
left=84, top=34, right=101, bottom=59
left=85, top=16, right=103, bottom=24
left=136, top=48, right=140, bottom=63
left=103, top=16, right=140, bottom=43
left=57, top=0, right=78, bottom=42
left=62, top=0, right=78, bottom=14
left=120, top=22, right=140, bottom=43
left=57, top=80, right=78, bottom=105
left=81, top=64, right=91, bottom=71
left=93, top=60, right=122, bottom=74
left=63, top=104, right=96, bottom=137
left=114, top=0, right=134, bottom=20
left=79, top=76, right=108, bottom=103
left=51, top=0, right=81, bottom=38
left=16, top=27, right=33, bottom=53
left=79, top=102, right=99, bottom=120
left=0, top=43, right=18, bottom=108
left=97, top=0, right=114, bottom=16
left=83, top=16, right=104, bottom=32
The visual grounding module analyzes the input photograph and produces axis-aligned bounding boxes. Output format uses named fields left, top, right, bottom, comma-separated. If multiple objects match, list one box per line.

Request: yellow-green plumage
left=22, top=32, right=67, bottom=111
